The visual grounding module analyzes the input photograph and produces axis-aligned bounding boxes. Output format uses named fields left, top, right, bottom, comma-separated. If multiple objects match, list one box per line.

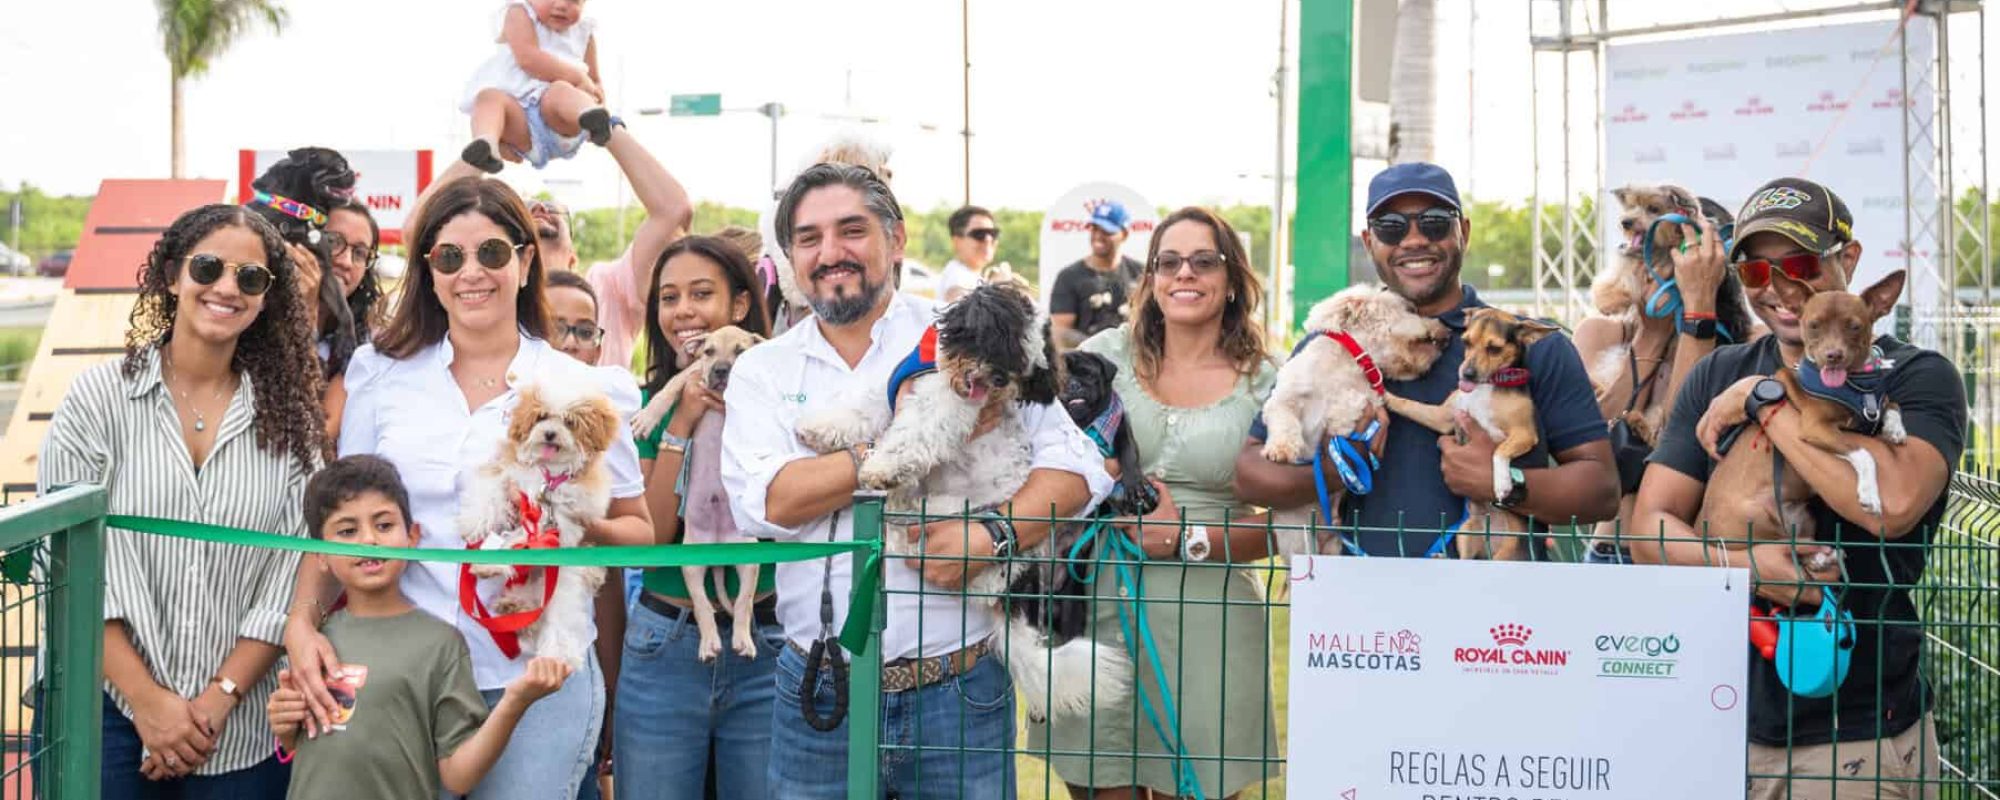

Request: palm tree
left=1387, top=0, right=1436, bottom=164
left=157, top=0, right=288, bottom=178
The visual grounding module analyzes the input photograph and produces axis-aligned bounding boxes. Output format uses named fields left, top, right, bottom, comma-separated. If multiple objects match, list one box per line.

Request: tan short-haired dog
left=1385, top=307, right=1559, bottom=561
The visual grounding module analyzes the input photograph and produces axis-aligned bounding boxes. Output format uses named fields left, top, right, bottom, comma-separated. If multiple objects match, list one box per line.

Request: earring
left=1228, top=292, right=1237, bottom=302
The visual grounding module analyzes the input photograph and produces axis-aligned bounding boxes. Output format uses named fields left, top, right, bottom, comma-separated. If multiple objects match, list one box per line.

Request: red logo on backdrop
left=1610, top=105, right=1649, bottom=124
left=1872, top=89, right=1911, bottom=110
left=1809, top=91, right=1851, bottom=112
left=1735, top=96, right=1774, bottom=116
left=1048, top=199, right=1156, bottom=235
left=1453, top=622, right=1571, bottom=675
left=1669, top=100, right=1708, bottom=121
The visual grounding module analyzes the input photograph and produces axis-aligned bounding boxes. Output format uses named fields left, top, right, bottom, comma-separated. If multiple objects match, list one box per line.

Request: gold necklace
left=162, top=352, right=231, bottom=433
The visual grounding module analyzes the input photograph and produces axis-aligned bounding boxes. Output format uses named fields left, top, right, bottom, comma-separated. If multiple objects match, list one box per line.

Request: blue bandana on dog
left=886, top=325, right=941, bottom=411
left=1794, top=348, right=1891, bottom=436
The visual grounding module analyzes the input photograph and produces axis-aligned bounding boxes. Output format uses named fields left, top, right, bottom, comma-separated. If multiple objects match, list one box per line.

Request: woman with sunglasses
left=1030, top=207, right=1282, bottom=800
left=38, top=205, right=325, bottom=797
left=293, top=176, right=651, bottom=800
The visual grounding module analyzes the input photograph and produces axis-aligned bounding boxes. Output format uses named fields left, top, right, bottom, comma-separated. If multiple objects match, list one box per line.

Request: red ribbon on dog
left=458, top=490, right=561, bottom=659
left=1323, top=331, right=1385, bottom=396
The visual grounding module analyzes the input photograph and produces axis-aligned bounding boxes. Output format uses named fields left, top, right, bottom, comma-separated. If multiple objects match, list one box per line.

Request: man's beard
left=1377, top=247, right=1462, bottom=309
left=536, top=223, right=561, bottom=242
left=809, top=261, right=890, bottom=325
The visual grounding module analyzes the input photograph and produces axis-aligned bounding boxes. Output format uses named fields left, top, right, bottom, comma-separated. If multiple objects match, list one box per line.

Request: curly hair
left=642, top=235, right=771, bottom=397
left=331, top=199, right=385, bottom=348
left=124, top=204, right=327, bottom=471
left=1131, top=206, right=1270, bottom=384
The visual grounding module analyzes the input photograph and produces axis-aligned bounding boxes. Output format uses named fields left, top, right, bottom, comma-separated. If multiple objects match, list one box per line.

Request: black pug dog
left=247, top=147, right=359, bottom=377
left=1003, top=350, right=1158, bottom=648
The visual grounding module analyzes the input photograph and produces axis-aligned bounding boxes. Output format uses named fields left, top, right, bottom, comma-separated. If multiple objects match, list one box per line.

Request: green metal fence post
left=846, top=490, right=888, bottom=799
left=50, top=509, right=104, bottom=800
left=1292, top=0, right=1357, bottom=328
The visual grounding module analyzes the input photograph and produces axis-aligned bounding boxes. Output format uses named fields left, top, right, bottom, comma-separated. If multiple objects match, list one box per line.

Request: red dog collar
left=1488, top=367, right=1531, bottom=388
left=1323, top=331, right=1385, bottom=396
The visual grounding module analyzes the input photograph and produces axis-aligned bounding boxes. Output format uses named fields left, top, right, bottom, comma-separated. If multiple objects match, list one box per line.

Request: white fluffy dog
left=795, top=284, right=1131, bottom=722
left=458, top=380, right=620, bottom=668
left=1259, top=285, right=1446, bottom=554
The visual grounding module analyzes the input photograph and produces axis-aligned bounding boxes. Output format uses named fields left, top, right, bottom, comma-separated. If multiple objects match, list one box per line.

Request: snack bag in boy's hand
left=326, top=665, right=370, bottom=730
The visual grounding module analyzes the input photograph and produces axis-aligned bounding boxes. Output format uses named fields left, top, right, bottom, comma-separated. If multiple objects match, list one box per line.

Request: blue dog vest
left=886, top=325, right=941, bottom=411
left=1794, top=349, right=1890, bottom=436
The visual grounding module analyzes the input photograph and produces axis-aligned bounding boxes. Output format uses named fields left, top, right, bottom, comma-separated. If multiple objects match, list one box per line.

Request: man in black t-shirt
left=1633, top=178, right=1965, bottom=799
left=1049, top=200, right=1145, bottom=348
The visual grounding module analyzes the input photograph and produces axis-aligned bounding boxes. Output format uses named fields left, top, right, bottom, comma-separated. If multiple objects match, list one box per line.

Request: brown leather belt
left=789, top=639, right=988, bottom=694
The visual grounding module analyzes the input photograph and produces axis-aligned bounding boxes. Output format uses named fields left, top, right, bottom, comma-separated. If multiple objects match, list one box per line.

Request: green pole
left=1292, top=0, right=1357, bottom=328
left=845, top=491, right=887, bottom=798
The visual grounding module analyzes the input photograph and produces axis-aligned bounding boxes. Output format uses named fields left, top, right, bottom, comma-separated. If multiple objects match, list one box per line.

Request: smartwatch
left=1677, top=314, right=1718, bottom=340
left=1744, top=378, right=1787, bottom=422
left=1493, top=466, right=1529, bottom=509
left=1181, top=524, right=1213, bottom=562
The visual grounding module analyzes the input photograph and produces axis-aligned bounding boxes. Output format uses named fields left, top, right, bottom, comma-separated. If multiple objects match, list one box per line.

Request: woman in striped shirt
left=38, top=204, right=325, bottom=797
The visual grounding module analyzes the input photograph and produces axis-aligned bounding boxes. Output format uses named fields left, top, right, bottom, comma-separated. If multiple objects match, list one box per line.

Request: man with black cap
left=1632, top=177, right=1964, bottom=798
left=1235, top=162, right=1621, bottom=556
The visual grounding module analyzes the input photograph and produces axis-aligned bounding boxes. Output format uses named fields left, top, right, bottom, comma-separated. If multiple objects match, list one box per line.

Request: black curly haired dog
left=247, top=147, right=359, bottom=377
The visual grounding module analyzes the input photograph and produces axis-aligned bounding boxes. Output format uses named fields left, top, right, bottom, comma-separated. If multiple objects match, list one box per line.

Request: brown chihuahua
left=1696, top=269, right=1907, bottom=561
left=1387, top=307, right=1561, bottom=560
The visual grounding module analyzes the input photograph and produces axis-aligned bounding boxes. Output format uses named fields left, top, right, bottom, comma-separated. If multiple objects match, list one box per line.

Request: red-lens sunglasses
left=1734, top=252, right=1825, bottom=290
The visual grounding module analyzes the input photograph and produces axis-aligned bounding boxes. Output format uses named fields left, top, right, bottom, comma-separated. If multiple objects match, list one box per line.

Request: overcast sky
left=2, top=1, right=1990, bottom=215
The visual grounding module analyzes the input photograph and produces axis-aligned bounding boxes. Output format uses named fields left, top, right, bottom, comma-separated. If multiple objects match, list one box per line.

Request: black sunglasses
left=184, top=254, right=274, bottom=296
left=1151, top=250, right=1227, bottom=275
left=963, top=228, right=1000, bottom=243
left=1368, top=208, right=1460, bottom=247
left=429, top=238, right=527, bottom=275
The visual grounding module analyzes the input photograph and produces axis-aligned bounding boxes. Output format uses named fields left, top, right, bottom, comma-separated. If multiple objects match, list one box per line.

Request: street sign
left=669, top=94, right=723, bottom=117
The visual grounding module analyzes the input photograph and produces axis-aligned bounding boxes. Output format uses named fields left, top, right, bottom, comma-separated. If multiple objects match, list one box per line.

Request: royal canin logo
left=1490, top=623, right=1531, bottom=646
left=1872, top=89, right=1910, bottom=110
left=1453, top=623, right=1571, bottom=674
left=1735, top=96, right=1774, bottom=116
left=1808, top=91, right=1851, bottom=112
left=1668, top=100, right=1708, bottom=121
left=1610, top=105, right=1648, bottom=124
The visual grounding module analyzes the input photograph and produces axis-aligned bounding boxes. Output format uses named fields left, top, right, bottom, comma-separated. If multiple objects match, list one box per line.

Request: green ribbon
left=106, top=515, right=885, bottom=653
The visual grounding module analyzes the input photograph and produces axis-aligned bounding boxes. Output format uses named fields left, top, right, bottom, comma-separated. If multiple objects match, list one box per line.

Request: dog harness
left=251, top=189, right=328, bottom=227
left=885, top=325, right=940, bottom=411
left=458, top=489, right=561, bottom=659
left=1794, top=350, right=1891, bottom=436
left=1641, top=213, right=1738, bottom=342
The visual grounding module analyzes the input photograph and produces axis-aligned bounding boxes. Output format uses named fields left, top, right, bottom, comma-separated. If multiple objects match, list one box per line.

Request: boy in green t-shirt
left=267, top=455, right=571, bottom=798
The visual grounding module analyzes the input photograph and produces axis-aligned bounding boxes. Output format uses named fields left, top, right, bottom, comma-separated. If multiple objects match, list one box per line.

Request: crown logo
left=1490, top=624, right=1533, bottom=647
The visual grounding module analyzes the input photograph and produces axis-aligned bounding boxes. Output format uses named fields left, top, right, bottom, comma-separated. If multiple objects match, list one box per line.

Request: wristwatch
left=977, top=514, right=1017, bottom=559
left=1181, top=524, right=1213, bottom=562
left=1493, top=466, right=1528, bottom=509
left=1744, top=378, right=1787, bottom=421
left=210, top=676, right=239, bottom=698
left=1677, top=314, right=1718, bottom=340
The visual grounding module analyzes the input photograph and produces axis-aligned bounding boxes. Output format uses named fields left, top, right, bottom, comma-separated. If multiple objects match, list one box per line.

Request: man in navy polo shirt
left=1235, top=163, right=1620, bottom=556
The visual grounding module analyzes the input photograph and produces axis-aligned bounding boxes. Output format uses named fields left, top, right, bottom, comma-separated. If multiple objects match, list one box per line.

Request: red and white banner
left=1604, top=18, right=1938, bottom=339
left=238, top=149, right=434, bottom=245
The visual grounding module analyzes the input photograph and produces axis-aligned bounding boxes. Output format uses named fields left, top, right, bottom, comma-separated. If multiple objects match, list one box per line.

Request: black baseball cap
left=1728, top=177, right=1853, bottom=261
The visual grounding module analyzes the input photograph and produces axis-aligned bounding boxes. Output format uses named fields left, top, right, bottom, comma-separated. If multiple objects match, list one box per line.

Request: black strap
left=801, top=509, right=849, bottom=732
left=1622, top=339, right=1666, bottom=416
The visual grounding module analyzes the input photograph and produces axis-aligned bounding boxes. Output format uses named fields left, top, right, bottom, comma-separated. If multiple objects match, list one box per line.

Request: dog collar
left=540, top=467, right=572, bottom=493
left=885, top=325, right=940, bottom=411
left=1486, top=367, right=1531, bottom=388
left=251, top=190, right=327, bottom=227
left=1795, top=351, right=1890, bottom=434
left=1083, top=393, right=1125, bottom=458
left=1321, top=330, right=1384, bottom=396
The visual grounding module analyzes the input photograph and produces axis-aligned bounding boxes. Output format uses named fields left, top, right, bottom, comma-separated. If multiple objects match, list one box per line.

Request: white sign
left=1604, top=18, right=1938, bottom=341
left=1037, top=181, right=1158, bottom=307
left=1286, top=558, right=1749, bottom=800
left=239, top=149, right=434, bottom=244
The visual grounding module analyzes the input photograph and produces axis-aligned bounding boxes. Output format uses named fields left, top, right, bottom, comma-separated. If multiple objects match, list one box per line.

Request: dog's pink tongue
left=1819, top=366, right=1849, bottom=388
left=1458, top=380, right=1476, bottom=393
left=540, top=443, right=559, bottom=460
left=968, top=385, right=990, bottom=403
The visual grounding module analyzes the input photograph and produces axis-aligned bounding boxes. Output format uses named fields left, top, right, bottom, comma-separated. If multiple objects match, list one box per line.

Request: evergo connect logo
left=1595, top=632, right=1682, bottom=680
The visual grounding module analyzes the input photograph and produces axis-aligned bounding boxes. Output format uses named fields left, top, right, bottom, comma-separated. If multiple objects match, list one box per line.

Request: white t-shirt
left=938, top=259, right=981, bottom=300
left=718, top=292, right=1113, bottom=660
left=339, top=333, right=644, bottom=689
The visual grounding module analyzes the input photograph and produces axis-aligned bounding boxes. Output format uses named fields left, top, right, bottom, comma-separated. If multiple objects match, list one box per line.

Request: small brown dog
left=1386, top=307, right=1560, bottom=560
left=1593, top=182, right=1703, bottom=317
left=1696, top=269, right=1907, bottom=560
left=630, top=325, right=767, bottom=661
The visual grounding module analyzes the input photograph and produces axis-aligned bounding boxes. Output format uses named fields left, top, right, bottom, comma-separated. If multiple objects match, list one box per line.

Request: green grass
left=0, top=327, right=41, bottom=381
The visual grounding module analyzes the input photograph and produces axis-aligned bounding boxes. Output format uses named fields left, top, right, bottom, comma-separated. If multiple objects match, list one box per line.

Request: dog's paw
left=1623, top=410, right=1659, bottom=446
left=697, top=630, right=724, bottom=663
left=1262, top=437, right=1308, bottom=464
left=856, top=456, right=907, bottom=491
left=797, top=410, right=871, bottom=454
left=490, top=593, right=532, bottom=615
left=470, top=562, right=512, bottom=581
left=629, top=404, right=669, bottom=438
left=1882, top=407, right=1908, bottom=445
left=1845, top=449, right=1884, bottom=515
left=1491, top=455, right=1516, bottom=506
left=731, top=625, right=758, bottom=659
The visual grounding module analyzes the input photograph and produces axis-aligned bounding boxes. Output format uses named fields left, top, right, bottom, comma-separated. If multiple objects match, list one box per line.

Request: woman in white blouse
left=39, top=205, right=325, bottom=797
left=288, top=176, right=651, bottom=799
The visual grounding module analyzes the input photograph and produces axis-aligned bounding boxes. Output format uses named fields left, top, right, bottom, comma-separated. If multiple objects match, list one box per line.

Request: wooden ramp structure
left=0, top=180, right=229, bottom=499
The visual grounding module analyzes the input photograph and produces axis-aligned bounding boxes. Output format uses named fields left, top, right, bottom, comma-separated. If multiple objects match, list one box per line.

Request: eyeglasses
left=429, top=238, right=526, bottom=275
left=1368, top=208, right=1460, bottom=247
left=554, top=321, right=603, bottom=344
left=1151, top=250, right=1227, bottom=275
left=183, top=253, right=274, bottom=296
left=322, top=231, right=377, bottom=267
left=963, top=228, right=1000, bottom=243
left=1734, top=250, right=1828, bottom=290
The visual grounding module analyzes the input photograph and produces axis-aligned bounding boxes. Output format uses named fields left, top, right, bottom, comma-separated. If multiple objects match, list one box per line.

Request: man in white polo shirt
left=720, top=162, right=1110, bottom=800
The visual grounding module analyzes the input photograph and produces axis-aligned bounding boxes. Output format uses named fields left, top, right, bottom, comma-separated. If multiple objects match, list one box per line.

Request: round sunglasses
left=429, top=238, right=528, bottom=275
left=1734, top=250, right=1831, bottom=290
left=1368, top=208, right=1460, bottom=247
left=183, top=254, right=274, bottom=296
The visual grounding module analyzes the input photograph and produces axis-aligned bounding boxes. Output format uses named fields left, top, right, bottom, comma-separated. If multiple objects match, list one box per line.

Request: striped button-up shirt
left=38, top=348, right=310, bottom=775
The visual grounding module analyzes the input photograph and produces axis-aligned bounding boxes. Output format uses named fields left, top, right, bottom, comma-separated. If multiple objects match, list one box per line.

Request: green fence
left=2, top=473, right=1995, bottom=799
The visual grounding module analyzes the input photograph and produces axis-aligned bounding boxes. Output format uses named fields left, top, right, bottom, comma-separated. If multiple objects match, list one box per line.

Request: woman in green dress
left=1033, top=207, right=1281, bottom=800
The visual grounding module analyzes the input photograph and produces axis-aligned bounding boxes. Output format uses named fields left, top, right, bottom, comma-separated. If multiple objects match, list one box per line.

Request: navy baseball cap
left=1088, top=201, right=1132, bottom=234
left=1366, top=162, right=1462, bottom=217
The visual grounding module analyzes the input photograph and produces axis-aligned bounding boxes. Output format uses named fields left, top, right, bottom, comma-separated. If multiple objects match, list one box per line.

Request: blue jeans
left=613, top=598, right=781, bottom=800
left=99, top=694, right=290, bottom=799
left=770, top=643, right=1016, bottom=800
left=462, top=651, right=605, bottom=800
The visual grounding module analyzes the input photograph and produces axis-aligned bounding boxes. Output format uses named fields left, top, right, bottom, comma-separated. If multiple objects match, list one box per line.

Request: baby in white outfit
left=459, top=0, right=612, bottom=171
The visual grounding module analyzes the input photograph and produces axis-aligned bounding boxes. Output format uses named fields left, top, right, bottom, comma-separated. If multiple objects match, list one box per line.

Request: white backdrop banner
left=1604, top=18, right=1938, bottom=338
left=1286, top=558, right=1749, bottom=800
left=239, top=149, right=435, bottom=244
left=1038, top=182, right=1157, bottom=306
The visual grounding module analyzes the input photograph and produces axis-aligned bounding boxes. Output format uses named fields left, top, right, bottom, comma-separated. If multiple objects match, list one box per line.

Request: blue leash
left=1640, top=213, right=1738, bottom=343
left=1307, top=421, right=1455, bottom=557
left=1067, top=519, right=1207, bottom=799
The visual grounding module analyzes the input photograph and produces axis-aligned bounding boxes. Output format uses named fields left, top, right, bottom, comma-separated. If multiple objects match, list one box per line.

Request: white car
left=0, top=242, right=28, bottom=275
